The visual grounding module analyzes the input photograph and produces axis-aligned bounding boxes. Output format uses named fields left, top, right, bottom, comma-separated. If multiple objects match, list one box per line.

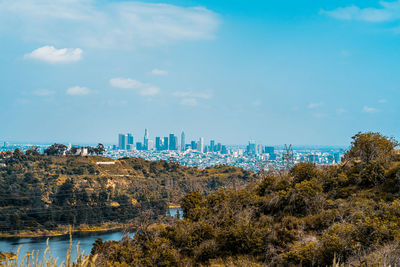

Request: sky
left=0, top=0, right=400, bottom=146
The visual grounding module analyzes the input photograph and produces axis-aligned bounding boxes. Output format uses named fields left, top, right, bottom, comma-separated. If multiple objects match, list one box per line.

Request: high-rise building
left=127, top=133, right=134, bottom=147
left=164, top=137, right=169, bottom=150
left=148, top=140, right=154, bottom=150
left=199, top=137, right=204, bottom=153
left=264, top=146, right=274, bottom=154
left=169, top=134, right=177, bottom=150
left=221, top=145, right=228, bottom=154
left=143, top=129, right=149, bottom=150
left=181, top=131, right=185, bottom=151
left=216, top=143, right=222, bottom=152
left=191, top=141, right=197, bottom=150
left=246, top=141, right=257, bottom=155
left=118, top=134, right=127, bottom=150
left=156, top=137, right=162, bottom=151
left=210, top=140, right=215, bottom=152
left=136, top=142, right=143, bottom=150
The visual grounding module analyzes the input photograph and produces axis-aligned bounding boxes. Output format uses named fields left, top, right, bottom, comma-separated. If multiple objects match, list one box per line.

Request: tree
left=344, top=132, right=399, bottom=187
left=44, top=143, right=68, bottom=156
left=68, top=147, right=79, bottom=155
left=12, top=149, right=25, bottom=160
left=344, top=132, right=399, bottom=166
left=25, top=146, right=40, bottom=156
left=290, top=162, right=318, bottom=183
left=95, top=143, right=105, bottom=155
left=54, top=178, right=75, bottom=206
left=181, top=192, right=204, bottom=221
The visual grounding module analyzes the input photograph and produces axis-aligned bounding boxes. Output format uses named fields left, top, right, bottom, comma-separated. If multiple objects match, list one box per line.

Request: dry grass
left=0, top=231, right=97, bottom=267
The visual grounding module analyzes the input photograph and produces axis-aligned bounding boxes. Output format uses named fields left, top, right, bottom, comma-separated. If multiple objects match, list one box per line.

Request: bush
left=290, top=163, right=319, bottom=183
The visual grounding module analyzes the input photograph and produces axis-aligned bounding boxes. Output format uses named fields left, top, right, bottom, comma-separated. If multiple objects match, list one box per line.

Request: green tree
left=44, top=143, right=68, bottom=156
left=345, top=132, right=399, bottom=166
left=290, top=162, right=319, bottom=183
left=181, top=192, right=204, bottom=221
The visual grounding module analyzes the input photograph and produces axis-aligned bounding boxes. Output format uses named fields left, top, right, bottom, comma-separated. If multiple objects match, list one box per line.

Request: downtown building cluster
left=116, top=129, right=228, bottom=154
left=0, top=133, right=344, bottom=172
left=106, top=130, right=344, bottom=172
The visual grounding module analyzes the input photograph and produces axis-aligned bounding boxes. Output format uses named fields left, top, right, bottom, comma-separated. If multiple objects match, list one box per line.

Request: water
left=169, top=208, right=182, bottom=219
left=0, top=231, right=127, bottom=264
left=0, top=208, right=182, bottom=264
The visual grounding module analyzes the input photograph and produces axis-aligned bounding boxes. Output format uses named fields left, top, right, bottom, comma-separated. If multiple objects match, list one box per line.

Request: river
left=0, top=208, right=182, bottom=264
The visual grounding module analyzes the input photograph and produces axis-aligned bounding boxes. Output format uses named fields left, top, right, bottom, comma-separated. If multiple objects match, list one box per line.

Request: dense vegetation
left=0, top=152, right=253, bottom=234
left=92, top=132, right=400, bottom=266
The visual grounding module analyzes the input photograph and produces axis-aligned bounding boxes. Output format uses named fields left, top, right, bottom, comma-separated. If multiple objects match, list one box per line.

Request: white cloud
left=173, top=90, right=212, bottom=106
left=151, top=69, right=168, bottom=76
left=378, top=98, right=388, bottom=103
left=32, top=89, right=55, bottom=96
left=308, top=102, right=324, bottom=109
left=110, top=78, right=160, bottom=96
left=24, top=46, right=82, bottom=63
left=110, top=78, right=143, bottom=89
left=0, top=0, right=220, bottom=49
left=362, top=106, right=379, bottom=113
left=313, top=113, right=327, bottom=119
left=180, top=98, right=198, bottom=106
left=173, top=90, right=212, bottom=99
left=139, top=86, right=160, bottom=96
left=321, top=1, right=400, bottom=22
left=66, top=86, right=91, bottom=96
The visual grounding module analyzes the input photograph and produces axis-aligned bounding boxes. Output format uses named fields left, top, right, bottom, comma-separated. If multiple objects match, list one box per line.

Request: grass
left=0, top=229, right=97, bottom=267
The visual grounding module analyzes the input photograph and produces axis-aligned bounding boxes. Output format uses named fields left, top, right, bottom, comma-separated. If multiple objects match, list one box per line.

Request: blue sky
left=1, top=0, right=400, bottom=146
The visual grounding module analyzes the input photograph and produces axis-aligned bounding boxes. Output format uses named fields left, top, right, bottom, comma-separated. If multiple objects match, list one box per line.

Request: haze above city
left=1, top=0, right=400, bottom=146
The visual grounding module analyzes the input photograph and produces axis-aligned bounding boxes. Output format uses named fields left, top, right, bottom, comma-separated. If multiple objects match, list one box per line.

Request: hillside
left=0, top=153, right=254, bottom=235
left=91, top=132, right=400, bottom=266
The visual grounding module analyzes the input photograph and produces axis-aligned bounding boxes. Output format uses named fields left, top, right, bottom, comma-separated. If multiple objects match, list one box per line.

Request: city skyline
left=117, top=129, right=227, bottom=152
left=1, top=0, right=400, bottom=146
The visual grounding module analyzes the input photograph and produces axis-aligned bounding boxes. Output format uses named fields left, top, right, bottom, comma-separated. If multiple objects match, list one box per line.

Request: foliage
left=92, top=132, right=400, bottom=266
left=0, top=152, right=253, bottom=233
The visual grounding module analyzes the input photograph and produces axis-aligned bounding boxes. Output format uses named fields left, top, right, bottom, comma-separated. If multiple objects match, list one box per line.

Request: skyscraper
left=216, top=143, right=222, bottom=152
left=148, top=140, right=154, bottom=150
left=143, top=129, right=149, bottom=150
left=118, top=134, right=127, bottom=150
left=155, top=137, right=162, bottom=151
left=210, top=140, right=215, bottom=152
left=181, top=131, right=185, bottom=151
left=199, top=137, right=204, bottom=153
left=191, top=141, right=197, bottom=150
left=169, top=134, right=177, bottom=150
left=221, top=145, right=228, bottom=154
left=164, top=137, right=169, bottom=150
left=265, top=146, right=275, bottom=155
left=127, top=133, right=134, bottom=150
left=246, top=141, right=257, bottom=155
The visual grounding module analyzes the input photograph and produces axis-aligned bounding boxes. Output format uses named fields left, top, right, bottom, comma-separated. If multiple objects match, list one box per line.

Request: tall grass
left=1, top=232, right=97, bottom=267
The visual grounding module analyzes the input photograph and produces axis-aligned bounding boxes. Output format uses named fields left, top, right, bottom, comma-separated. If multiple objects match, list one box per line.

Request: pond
left=0, top=208, right=182, bottom=263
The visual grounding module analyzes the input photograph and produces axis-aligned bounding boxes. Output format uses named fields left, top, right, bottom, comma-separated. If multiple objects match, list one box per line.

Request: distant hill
left=0, top=154, right=254, bottom=235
